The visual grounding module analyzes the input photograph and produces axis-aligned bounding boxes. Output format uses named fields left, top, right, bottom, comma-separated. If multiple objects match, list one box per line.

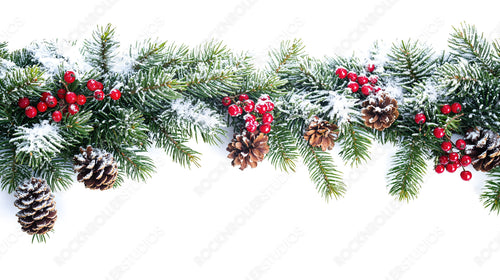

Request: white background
left=1, top=0, right=500, bottom=279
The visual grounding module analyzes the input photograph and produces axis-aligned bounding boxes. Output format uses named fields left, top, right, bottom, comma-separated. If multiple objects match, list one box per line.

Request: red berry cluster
left=18, top=71, right=121, bottom=122
left=222, top=94, right=274, bottom=134
left=414, top=102, right=471, bottom=181
left=335, top=64, right=380, bottom=96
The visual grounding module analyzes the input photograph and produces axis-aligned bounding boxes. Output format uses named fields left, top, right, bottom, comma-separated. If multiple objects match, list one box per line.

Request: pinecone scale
left=74, top=146, right=118, bottom=190
left=465, top=127, right=500, bottom=172
left=227, top=130, right=269, bottom=170
left=304, top=116, right=339, bottom=151
left=14, top=178, right=57, bottom=235
left=361, top=92, right=399, bottom=131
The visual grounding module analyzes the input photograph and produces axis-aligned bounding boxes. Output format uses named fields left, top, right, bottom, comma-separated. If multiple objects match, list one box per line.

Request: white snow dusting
left=169, top=99, right=223, bottom=130
left=28, top=40, right=92, bottom=74
left=10, top=120, right=64, bottom=156
left=325, top=91, right=359, bottom=125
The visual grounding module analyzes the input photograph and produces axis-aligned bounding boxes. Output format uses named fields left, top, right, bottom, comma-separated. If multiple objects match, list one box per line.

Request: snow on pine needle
left=27, top=40, right=92, bottom=75
left=10, top=120, right=64, bottom=157
left=168, top=98, right=223, bottom=130
left=324, top=91, right=359, bottom=125
left=279, top=92, right=322, bottom=121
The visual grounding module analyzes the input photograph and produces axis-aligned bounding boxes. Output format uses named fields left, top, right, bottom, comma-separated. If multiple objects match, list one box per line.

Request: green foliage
left=338, top=122, right=372, bottom=167
left=387, top=138, right=429, bottom=201
left=481, top=168, right=500, bottom=214
left=83, top=24, right=118, bottom=76
left=386, top=40, right=436, bottom=88
left=0, top=140, right=31, bottom=193
left=267, top=124, right=299, bottom=172
left=0, top=66, right=44, bottom=103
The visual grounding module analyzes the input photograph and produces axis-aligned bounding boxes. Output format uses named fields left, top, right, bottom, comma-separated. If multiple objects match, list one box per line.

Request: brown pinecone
left=227, top=130, right=270, bottom=170
left=14, top=178, right=57, bottom=235
left=465, top=127, right=500, bottom=172
left=74, top=146, right=118, bottom=190
left=361, top=92, right=399, bottom=131
left=304, top=116, right=339, bottom=151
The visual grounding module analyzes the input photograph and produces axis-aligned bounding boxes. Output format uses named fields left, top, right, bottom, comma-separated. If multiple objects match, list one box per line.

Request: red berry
left=368, top=75, right=378, bottom=84
left=238, top=94, right=249, bottom=102
left=46, top=95, right=58, bottom=108
left=347, top=72, right=358, bottom=82
left=94, top=90, right=105, bottom=101
left=265, top=101, right=274, bottom=112
left=244, top=114, right=256, bottom=122
left=435, top=165, right=445, bottom=174
left=460, top=170, right=472, bottom=181
left=37, top=102, right=47, bottom=113
left=25, top=106, right=37, bottom=118
left=451, top=102, right=462, bottom=113
left=86, top=79, right=99, bottom=91
left=357, top=75, right=369, bottom=86
left=374, top=86, right=382, bottom=92
left=52, top=111, right=62, bottom=122
left=96, top=81, right=104, bottom=90
left=255, top=103, right=267, bottom=114
left=222, top=96, right=232, bottom=106
left=361, top=84, right=374, bottom=96
left=57, top=89, right=66, bottom=99
left=18, top=97, right=30, bottom=109
left=259, top=94, right=270, bottom=101
left=262, top=113, right=273, bottom=124
left=347, top=82, right=359, bottom=93
left=460, top=155, right=472, bottom=167
left=77, top=95, right=87, bottom=105
left=65, top=92, right=77, bottom=104
left=414, top=113, right=426, bottom=124
left=41, top=92, right=52, bottom=102
left=449, top=152, right=459, bottom=162
left=228, top=104, right=241, bottom=117
left=446, top=163, right=457, bottom=173
left=367, top=64, right=375, bottom=72
left=441, top=104, right=451, bottom=115
left=243, top=100, right=255, bottom=113
left=441, top=141, right=452, bottom=152
left=439, top=155, right=449, bottom=165
left=64, top=71, right=76, bottom=84
left=245, top=120, right=258, bottom=133
left=335, top=67, right=348, bottom=79
left=110, top=89, right=121, bottom=100
left=68, top=104, right=79, bottom=115
left=259, top=124, right=271, bottom=134
left=433, top=127, right=445, bottom=138
left=456, top=139, right=466, bottom=150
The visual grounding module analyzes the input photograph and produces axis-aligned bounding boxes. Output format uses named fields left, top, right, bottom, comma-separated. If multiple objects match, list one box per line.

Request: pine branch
left=0, top=66, right=44, bottom=103
left=386, top=40, right=435, bottom=88
left=0, top=140, right=31, bottom=193
left=481, top=167, right=500, bottom=214
left=299, top=140, right=345, bottom=200
left=338, top=122, right=372, bottom=167
left=150, top=119, right=201, bottom=168
left=83, top=24, right=118, bottom=76
left=33, top=157, right=73, bottom=192
left=267, top=125, right=299, bottom=172
left=113, top=146, right=155, bottom=182
left=449, top=23, right=498, bottom=76
left=387, top=138, right=428, bottom=201
left=268, top=39, right=304, bottom=75
left=438, top=61, right=485, bottom=92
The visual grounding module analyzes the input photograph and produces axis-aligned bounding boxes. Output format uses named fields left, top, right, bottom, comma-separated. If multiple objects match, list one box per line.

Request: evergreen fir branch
left=437, top=61, right=485, bottom=92
left=238, top=72, right=287, bottom=98
left=9, top=48, right=37, bottom=68
left=113, top=146, right=155, bottom=182
left=161, top=43, right=189, bottom=69
left=83, top=24, right=118, bottom=75
left=0, top=140, right=31, bottom=193
left=267, top=125, right=299, bottom=172
left=386, top=40, right=435, bottom=87
left=481, top=167, right=500, bottom=214
left=33, top=157, right=73, bottom=192
left=188, top=41, right=230, bottom=65
left=387, top=138, right=428, bottom=201
left=93, top=108, right=149, bottom=149
left=449, top=23, right=498, bottom=76
left=133, top=40, right=168, bottom=70
left=338, top=122, right=372, bottom=167
left=150, top=120, right=202, bottom=168
left=125, top=66, right=182, bottom=110
left=0, top=66, right=44, bottom=103
left=0, top=42, right=8, bottom=59
left=268, top=39, right=305, bottom=74
left=298, top=137, right=345, bottom=200
left=59, top=110, right=93, bottom=144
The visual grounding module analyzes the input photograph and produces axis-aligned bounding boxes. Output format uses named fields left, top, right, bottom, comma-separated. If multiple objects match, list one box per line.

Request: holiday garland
left=1, top=23, right=499, bottom=241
